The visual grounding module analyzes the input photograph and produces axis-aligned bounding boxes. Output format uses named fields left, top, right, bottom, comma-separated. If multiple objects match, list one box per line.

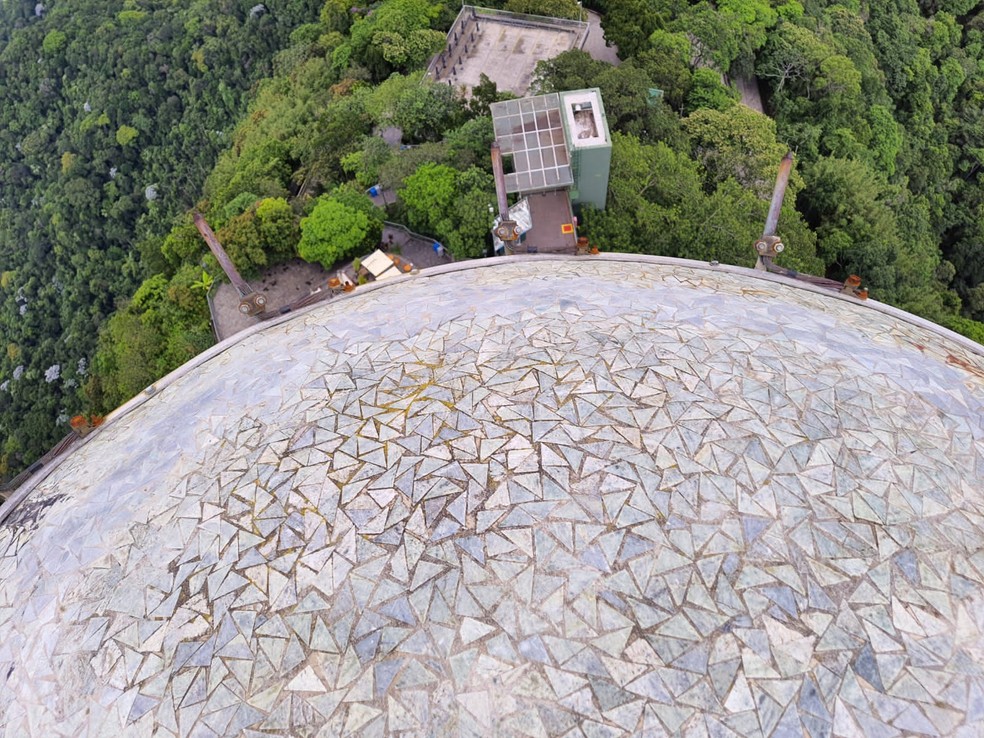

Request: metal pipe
left=763, top=151, right=794, bottom=238
left=193, top=212, right=253, bottom=299
left=490, top=141, right=510, bottom=219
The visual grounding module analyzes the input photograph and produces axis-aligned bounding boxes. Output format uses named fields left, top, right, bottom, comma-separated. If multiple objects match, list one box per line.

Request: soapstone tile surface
left=1, top=260, right=983, bottom=737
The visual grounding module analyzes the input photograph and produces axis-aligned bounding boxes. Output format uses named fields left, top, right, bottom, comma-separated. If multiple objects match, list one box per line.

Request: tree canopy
left=0, top=0, right=322, bottom=478
left=299, top=188, right=382, bottom=268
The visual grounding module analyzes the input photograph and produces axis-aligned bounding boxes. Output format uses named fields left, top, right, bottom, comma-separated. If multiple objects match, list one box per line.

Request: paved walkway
left=209, top=225, right=454, bottom=341
left=735, top=75, right=765, bottom=113
left=581, top=9, right=620, bottom=66
left=211, top=259, right=332, bottom=341
left=382, top=223, right=456, bottom=270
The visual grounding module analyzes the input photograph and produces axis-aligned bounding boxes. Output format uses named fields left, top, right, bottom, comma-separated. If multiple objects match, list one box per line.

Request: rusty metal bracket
left=754, top=235, right=785, bottom=260
left=841, top=275, right=868, bottom=300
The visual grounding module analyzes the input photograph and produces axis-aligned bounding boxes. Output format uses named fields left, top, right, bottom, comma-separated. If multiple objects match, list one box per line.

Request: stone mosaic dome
left=2, top=257, right=984, bottom=737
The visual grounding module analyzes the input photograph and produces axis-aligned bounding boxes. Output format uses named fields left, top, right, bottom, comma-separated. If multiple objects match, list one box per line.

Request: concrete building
left=490, top=89, right=612, bottom=254
left=562, top=89, right=612, bottom=210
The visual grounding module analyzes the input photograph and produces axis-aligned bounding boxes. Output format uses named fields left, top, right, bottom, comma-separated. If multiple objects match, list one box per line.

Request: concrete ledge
left=1, top=253, right=980, bottom=525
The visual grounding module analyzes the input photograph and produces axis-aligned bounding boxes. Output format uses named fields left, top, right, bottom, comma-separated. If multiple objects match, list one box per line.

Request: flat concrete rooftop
left=427, top=6, right=587, bottom=96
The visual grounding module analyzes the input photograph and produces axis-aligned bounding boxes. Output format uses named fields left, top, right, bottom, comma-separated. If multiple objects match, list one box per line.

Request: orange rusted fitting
left=70, top=414, right=102, bottom=437
left=754, top=235, right=785, bottom=258
left=841, top=275, right=867, bottom=299
left=343, top=283, right=355, bottom=293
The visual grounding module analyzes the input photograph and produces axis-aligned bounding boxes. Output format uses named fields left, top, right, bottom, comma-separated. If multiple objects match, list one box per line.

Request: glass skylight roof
left=490, top=94, right=574, bottom=192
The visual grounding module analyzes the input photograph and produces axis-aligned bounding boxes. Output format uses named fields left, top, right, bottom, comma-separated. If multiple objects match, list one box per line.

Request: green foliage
left=344, top=0, right=444, bottom=80
left=299, top=87, right=374, bottom=188
left=683, top=105, right=794, bottom=198
left=326, top=182, right=384, bottom=233
left=320, top=0, right=354, bottom=34
left=400, top=163, right=458, bottom=233
left=684, top=69, right=738, bottom=115
left=298, top=188, right=380, bottom=268
left=598, top=0, right=668, bottom=60
left=816, top=55, right=862, bottom=100
left=212, top=197, right=300, bottom=278
left=399, top=163, right=493, bottom=258
left=191, top=269, right=215, bottom=293
left=41, top=30, right=67, bottom=54
left=91, top=311, right=165, bottom=408
left=91, top=265, right=212, bottom=410
left=377, top=141, right=450, bottom=191
left=593, top=63, right=665, bottom=137
left=224, top=192, right=260, bottom=219
left=939, top=315, right=984, bottom=345
left=634, top=31, right=692, bottom=110
left=255, top=197, right=299, bottom=261
left=365, top=73, right=421, bottom=123
left=580, top=132, right=820, bottom=272
left=0, top=0, right=322, bottom=475
left=342, top=137, right=394, bottom=188
left=718, top=0, right=777, bottom=63
left=467, top=74, right=512, bottom=118
left=679, top=3, right=742, bottom=73
left=167, top=264, right=211, bottom=317
left=436, top=168, right=496, bottom=259
left=532, top=50, right=610, bottom=95
left=776, top=1, right=803, bottom=20
left=207, top=139, right=293, bottom=213
left=160, top=218, right=205, bottom=270
left=504, top=0, right=583, bottom=20
left=392, top=81, right=466, bottom=143
left=445, top=117, right=495, bottom=170
left=798, top=157, right=901, bottom=293
left=117, top=9, right=147, bottom=23
left=867, top=105, right=902, bottom=176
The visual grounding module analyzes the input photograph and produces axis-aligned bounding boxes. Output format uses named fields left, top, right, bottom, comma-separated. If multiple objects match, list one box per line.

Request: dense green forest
left=0, top=0, right=322, bottom=478
left=3, top=0, right=984, bottom=482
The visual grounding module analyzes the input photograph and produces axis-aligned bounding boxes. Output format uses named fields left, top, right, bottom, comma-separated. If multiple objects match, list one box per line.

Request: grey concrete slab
left=211, top=258, right=331, bottom=340
left=523, top=189, right=577, bottom=253
left=582, top=9, right=621, bottom=66
left=735, top=75, right=765, bottom=113
left=433, top=14, right=582, bottom=96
